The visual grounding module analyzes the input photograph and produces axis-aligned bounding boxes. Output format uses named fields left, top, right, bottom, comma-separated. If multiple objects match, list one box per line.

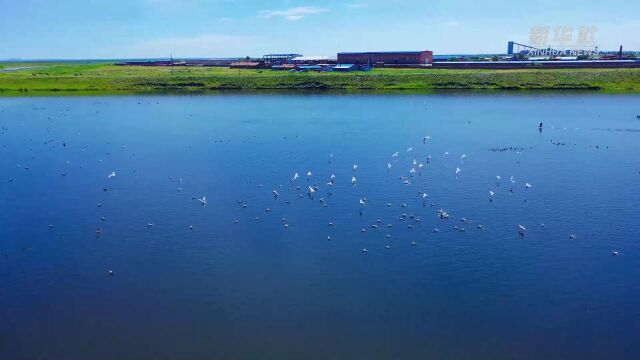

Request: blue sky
left=0, top=0, right=638, bottom=59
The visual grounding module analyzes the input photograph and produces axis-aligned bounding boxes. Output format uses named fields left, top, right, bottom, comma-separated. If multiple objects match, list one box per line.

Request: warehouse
left=337, top=51, right=433, bottom=66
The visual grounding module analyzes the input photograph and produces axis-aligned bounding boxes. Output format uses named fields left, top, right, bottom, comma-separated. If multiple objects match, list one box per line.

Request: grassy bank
left=1, top=63, right=640, bottom=95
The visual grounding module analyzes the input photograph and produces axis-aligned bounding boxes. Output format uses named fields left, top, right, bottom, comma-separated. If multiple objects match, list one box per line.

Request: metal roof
left=292, top=56, right=336, bottom=61
left=263, top=53, right=303, bottom=57
left=338, top=51, right=430, bottom=55
left=435, top=60, right=640, bottom=64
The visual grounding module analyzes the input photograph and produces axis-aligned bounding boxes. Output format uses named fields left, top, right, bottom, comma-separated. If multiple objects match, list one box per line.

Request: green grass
left=1, top=62, right=640, bottom=95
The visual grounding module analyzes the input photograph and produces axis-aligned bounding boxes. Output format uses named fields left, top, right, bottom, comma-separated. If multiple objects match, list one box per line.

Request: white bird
left=460, top=154, right=467, bottom=160
left=392, top=152, right=399, bottom=157
left=293, top=172, right=299, bottom=180
left=387, top=163, right=392, bottom=169
left=351, top=176, right=357, bottom=184
left=456, top=167, right=461, bottom=175
left=308, top=186, right=316, bottom=193
left=518, top=225, right=526, bottom=235
left=612, top=251, right=619, bottom=256
left=362, top=248, right=368, bottom=253
left=307, top=171, right=312, bottom=176
left=421, top=192, right=428, bottom=198
left=359, top=198, right=366, bottom=205
left=496, top=175, right=502, bottom=181
left=510, top=176, right=516, bottom=184
left=489, top=190, right=495, bottom=196
left=107, top=171, right=116, bottom=178
left=418, top=163, right=424, bottom=168
left=330, top=174, right=336, bottom=179
left=407, top=147, right=413, bottom=152
left=410, top=168, right=416, bottom=174
left=525, top=182, right=532, bottom=189
left=444, top=151, right=449, bottom=155
left=198, top=196, right=207, bottom=205
left=353, top=164, right=358, bottom=171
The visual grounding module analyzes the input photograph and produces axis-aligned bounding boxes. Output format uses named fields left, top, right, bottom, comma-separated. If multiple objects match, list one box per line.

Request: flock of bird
left=1, top=104, right=631, bottom=278
left=178, top=125, right=623, bottom=260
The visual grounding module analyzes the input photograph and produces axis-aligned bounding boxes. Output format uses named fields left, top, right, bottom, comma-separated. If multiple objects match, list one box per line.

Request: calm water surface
left=1, top=93, right=639, bottom=359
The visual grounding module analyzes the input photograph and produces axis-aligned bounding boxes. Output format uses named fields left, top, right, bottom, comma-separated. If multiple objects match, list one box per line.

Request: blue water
left=1, top=93, right=639, bottom=359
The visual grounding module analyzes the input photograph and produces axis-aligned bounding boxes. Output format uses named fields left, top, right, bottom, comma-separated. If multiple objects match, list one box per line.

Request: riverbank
left=1, top=63, right=640, bottom=95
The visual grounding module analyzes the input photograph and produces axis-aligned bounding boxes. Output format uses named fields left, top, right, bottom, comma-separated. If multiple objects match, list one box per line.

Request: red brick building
left=337, top=51, right=433, bottom=65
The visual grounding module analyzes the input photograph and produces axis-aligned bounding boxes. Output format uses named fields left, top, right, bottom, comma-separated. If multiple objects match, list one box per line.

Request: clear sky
left=1, top=0, right=638, bottom=59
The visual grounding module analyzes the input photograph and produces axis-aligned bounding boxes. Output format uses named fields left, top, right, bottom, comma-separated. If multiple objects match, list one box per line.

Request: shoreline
left=1, top=63, right=640, bottom=95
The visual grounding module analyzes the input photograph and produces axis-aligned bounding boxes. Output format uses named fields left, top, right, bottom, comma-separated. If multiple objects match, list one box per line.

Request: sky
left=0, top=0, right=638, bottom=59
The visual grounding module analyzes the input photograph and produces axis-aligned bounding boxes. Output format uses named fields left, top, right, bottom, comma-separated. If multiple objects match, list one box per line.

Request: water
left=1, top=93, right=639, bottom=359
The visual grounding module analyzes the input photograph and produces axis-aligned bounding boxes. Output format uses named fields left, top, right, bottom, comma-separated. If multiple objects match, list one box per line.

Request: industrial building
left=262, top=54, right=302, bottom=64
left=337, top=51, right=433, bottom=66
left=291, top=56, right=337, bottom=64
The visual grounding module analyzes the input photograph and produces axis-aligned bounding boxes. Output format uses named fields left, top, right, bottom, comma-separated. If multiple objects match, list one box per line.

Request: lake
left=1, top=92, right=639, bottom=359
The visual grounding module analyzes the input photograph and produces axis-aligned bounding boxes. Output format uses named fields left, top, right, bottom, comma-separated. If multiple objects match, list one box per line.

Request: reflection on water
left=1, top=93, right=639, bottom=360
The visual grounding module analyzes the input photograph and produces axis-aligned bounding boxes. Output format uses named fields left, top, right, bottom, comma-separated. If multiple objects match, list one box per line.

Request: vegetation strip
left=1, top=63, right=640, bottom=94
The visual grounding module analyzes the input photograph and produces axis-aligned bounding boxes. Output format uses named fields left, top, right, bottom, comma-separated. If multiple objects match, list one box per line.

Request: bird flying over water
left=107, top=171, right=116, bottom=178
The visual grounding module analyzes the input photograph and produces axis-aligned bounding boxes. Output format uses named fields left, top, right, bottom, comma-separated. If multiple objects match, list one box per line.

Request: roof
left=338, top=51, right=431, bottom=55
left=229, top=61, right=261, bottom=66
left=292, top=56, right=336, bottom=61
left=435, top=60, right=640, bottom=64
left=263, top=53, right=303, bottom=57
